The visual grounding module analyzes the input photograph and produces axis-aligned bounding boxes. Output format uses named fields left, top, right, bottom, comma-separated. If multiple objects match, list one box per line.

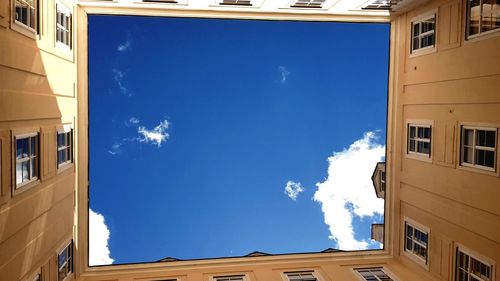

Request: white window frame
left=466, top=0, right=500, bottom=39
left=55, top=1, right=72, bottom=50
left=354, top=267, right=395, bottom=281
left=57, top=241, right=73, bottom=281
left=410, top=10, right=437, bottom=56
left=13, top=131, right=40, bottom=194
left=282, top=271, right=322, bottom=281
left=455, top=244, right=495, bottom=281
left=12, top=0, right=38, bottom=38
left=460, top=125, right=497, bottom=172
left=406, top=121, right=433, bottom=161
left=57, top=125, right=73, bottom=171
left=219, top=0, right=252, bottom=6
left=212, top=276, right=246, bottom=281
left=380, top=170, right=386, bottom=193
left=403, top=218, right=430, bottom=269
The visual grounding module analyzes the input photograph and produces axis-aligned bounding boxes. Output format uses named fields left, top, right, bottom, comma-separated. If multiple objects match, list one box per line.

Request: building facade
left=0, top=0, right=498, bottom=280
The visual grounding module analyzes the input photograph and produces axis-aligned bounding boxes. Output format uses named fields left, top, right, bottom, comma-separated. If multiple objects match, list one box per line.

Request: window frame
left=282, top=271, right=321, bottom=281
left=466, top=0, right=500, bottom=40
left=12, top=129, right=41, bottom=195
left=354, top=267, right=396, bottom=281
left=402, top=218, right=430, bottom=269
left=409, top=10, right=437, bottom=56
left=12, top=0, right=38, bottom=38
left=460, top=125, right=498, bottom=173
left=56, top=125, right=74, bottom=172
left=290, top=0, right=326, bottom=9
left=406, top=121, right=433, bottom=161
left=454, top=244, right=495, bottom=281
left=211, top=275, right=247, bottom=281
left=55, top=1, right=73, bottom=50
left=57, top=240, right=73, bottom=281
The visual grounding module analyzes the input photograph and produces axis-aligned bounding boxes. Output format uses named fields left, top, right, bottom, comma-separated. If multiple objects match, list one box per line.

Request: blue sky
left=88, top=15, right=389, bottom=265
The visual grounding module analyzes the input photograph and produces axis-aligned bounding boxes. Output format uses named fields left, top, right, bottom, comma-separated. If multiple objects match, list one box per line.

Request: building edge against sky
left=0, top=0, right=499, bottom=281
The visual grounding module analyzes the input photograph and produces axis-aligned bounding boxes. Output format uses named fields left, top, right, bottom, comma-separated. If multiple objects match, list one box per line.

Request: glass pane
left=484, top=150, right=495, bottom=168
left=484, top=130, right=496, bottom=148
left=417, top=127, right=424, bottom=138
left=16, top=163, right=23, bottom=185
left=406, top=238, right=413, bottom=251
left=468, top=0, right=481, bottom=36
left=413, top=37, right=419, bottom=50
left=30, top=136, right=37, bottom=157
left=413, top=23, right=420, bottom=36
left=409, top=140, right=416, bottom=152
left=481, top=0, right=500, bottom=32
left=23, top=161, right=30, bottom=182
left=58, top=133, right=64, bottom=147
left=17, top=138, right=29, bottom=159
left=464, top=129, right=474, bottom=145
left=30, top=158, right=36, bottom=179
left=423, top=127, right=431, bottom=139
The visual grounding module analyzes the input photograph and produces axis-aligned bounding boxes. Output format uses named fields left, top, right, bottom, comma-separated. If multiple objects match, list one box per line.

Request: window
left=58, top=241, right=73, bottom=281
left=32, top=273, right=41, bottom=281
left=411, top=13, right=436, bottom=53
left=15, top=133, right=39, bottom=189
left=461, top=126, right=497, bottom=171
left=404, top=221, right=429, bottom=264
left=291, top=0, right=326, bottom=8
left=220, top=0, right=252, bottom=6
left=355, top=268, right=393, bottom=281
left=467, top=0, right=500, bottom=38
left=456, top=247, right=494, bottom=281
left=57, top=128, right=73, bottom=169
left=56, top=2, right=72, bottom=49
left=14, top=0, right=38, bottom=32
left=214, top=276, right=245, bottom=281
left=285, top=272, right=317, bottom=281
left=380, top=171, right=386, bottom=192
left=407, top=123, right=432, bottom=158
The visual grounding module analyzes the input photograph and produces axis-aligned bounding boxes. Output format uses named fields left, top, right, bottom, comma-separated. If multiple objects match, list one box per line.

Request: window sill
left=409, top=45, right=436, bottom=58
left=405, top=153, right=432, bottom=163
left=12, top=178, right=41, bottom=196
left=11, top=21, right=38, bottom=40
left=57, top=163, right=74, bottom=174
left=465, top=28, right=500, bottom=43
left=457, top=163, right=498, bottom=177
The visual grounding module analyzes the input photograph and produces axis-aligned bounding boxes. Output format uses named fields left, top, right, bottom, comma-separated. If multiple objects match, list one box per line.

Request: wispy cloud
left=112, top=69, right=130, bottom=96
left=107, top=118, right=171, bottom=155
left=313, top=131, right=385, bottom=250
left=138, top=120, right=170, bottom=147
left=124, top=117, right=140, bottom=127
left=117, top=38, right=131, bottom=52
left=278, top=66, right=291, bottom=83
left=284, top=181, right=304, bottom=201
left=89, top=208, right=114, bottom=266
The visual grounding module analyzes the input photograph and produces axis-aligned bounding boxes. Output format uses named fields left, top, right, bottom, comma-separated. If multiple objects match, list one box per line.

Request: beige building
left=0, top=0, right=499, bottom=281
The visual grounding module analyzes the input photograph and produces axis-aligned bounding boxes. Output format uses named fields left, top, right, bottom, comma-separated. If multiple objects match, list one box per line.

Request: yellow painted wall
left=0, top=0, right=77, bottom=280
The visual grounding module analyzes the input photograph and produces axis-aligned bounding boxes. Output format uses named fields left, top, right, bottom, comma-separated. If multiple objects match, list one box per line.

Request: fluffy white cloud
left=117, top=39, right=131, bottom=51
left=138, top=120, right=170, bottom=147
left=89, top=209, right=114, bottom=266
left=278, top=66, right=290, bottom=83
left=313, top=131, right=385, bottom=250
left=284, top=181, right=304, bottom=201
left=107, top=142, right=122, bottom=155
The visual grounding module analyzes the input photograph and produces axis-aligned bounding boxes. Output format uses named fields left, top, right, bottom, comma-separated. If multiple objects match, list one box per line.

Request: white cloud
left=138, top=119, right=170, bottom=147
left=112, top=69, right=130, bottom=96
left=89, top=209, right=114, bottom=266
left=107, top=142, right=122, bottom=155
left=124, top=117, right=140, bottom=127
left=284, top=181, right=304, bottom=201
left=117, top=39, right=131, bottom=52
left=313, top=131, right=385, bottom=250
left=278, top=66, right=290, bottom=83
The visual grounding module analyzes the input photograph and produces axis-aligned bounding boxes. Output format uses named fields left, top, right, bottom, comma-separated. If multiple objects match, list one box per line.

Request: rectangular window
left=57, top=129, right=73, bottom=168
left=15, top=133, right=39, bottom=188
left=355, top=268, right=393, bottom=281
left=285, top=272, right=317, bottom=281
left=461, top=126, right=497, bottom=171
left=407, top=123, right=432, bottom=157
left=14, top=0, right=37, bottom=32
left=456, top=248, right=494, bottom=281
left=411, top=14, right=436, bottom=53
left=467, top=0, right=500, bottom=38
left=56, top=2, right=72, bottom=48
left=291, top=0, right=325, bottom=8
left=214, top=276, right=245, bottom=281
left=380, top=171, right=386, bottom=192
left=58, top=242, right=73, bottom=281
left=220, top=0, right=252, bottom=6
left=404, top=221, right=429, bottom=264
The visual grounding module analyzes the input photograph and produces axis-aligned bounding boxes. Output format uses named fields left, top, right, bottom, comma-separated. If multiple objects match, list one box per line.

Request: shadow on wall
left=0, top=4, right=76, bottom=280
